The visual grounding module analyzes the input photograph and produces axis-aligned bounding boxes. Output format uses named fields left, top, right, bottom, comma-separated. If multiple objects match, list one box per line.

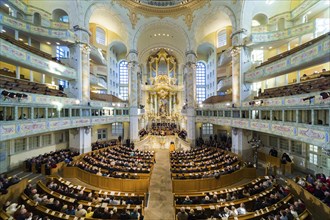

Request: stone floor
left=144, top=149, right=175, bottom=220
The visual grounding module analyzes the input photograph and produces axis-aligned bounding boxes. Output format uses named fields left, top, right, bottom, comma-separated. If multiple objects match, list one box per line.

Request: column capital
left=127, top=49, right=138, bottom=62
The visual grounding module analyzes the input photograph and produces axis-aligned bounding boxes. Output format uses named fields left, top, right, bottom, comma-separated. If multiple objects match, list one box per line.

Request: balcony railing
left=0, top=38, right=77, bottom=79
left=196, top=116, right=328, bottom=149
left=217, top=76, right=232, bottom=92
left=0, top=13, right=76, bottom=42
left=250, top=20, right=315, bottom=43
left=90, top=45, right=107, bottom=66
left=90, top=74, right=107, bottom=89
left=245, top=33, right=330, bottom=82
left=0, top=115, right=130, bottom=141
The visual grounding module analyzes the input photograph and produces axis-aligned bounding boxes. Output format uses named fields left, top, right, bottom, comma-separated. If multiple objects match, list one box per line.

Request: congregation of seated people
left=8, top=183, right=143, bottom=219
left=295, top=173, right=330, bottom=207
left=176, top=176, right=276, bottom=205
left=139, top=123, right=187, bottom=139
left=176, top=176, right=307, bottom=220
left=25, top=149, right=79, bottom=174
left=170, top=146, right=240, bottom=179
left=68, top=145, right=154, bottom=178
left=0, top=174, right=21, bottom=195
left=257, top=71, right=330, bottom=99
left=91, top=139, right=118, bottom=151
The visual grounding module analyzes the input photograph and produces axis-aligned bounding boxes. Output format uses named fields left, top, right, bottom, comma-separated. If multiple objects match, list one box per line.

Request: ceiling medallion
left=116, top=0, right=210, bottom=19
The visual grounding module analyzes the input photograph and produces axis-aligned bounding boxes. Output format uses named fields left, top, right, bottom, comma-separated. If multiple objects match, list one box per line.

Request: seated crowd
left=91, top=139, right=118, bottom=151
left=257, top=75, right=330, bottom=99
left=0, top=174, right=21, bottom=195
left=25, top=149, right=79, bottom=174
left=138, top=123, right=187, bottom=140
left=295, top=173, right=330, bottom=207
left=3, top=182, right=143, bottom=219
left=68, top=145, right=155, bottom=178
left=0, top=75, right=67, bottom=98
left=170, top=146, right=240, bottom=179
left=176, top=176, right=307, bottom=220
left=175, top=176, right=275, bottom=205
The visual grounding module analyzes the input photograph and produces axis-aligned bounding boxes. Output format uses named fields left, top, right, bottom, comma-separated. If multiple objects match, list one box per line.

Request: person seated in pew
left=269, top=147, right=278, bottom=157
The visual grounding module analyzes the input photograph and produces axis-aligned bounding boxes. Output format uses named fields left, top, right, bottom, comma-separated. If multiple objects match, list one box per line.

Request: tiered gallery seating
left=257, top=32, right=330, bottom=68
left=0, top=75, right=67, bottom=97
left=0, top=33, right=56, bottom=62
left=257, top=76, right=330, bottom=99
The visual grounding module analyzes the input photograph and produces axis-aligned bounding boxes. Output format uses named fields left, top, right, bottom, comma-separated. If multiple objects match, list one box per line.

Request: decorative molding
left=116, top=0, right=210, bottom=19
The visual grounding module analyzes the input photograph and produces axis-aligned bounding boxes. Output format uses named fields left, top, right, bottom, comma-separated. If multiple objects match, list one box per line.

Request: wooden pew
left=286, top=179, right=330, bottom=220
left=62, top=166, right=150, bottom=193
left=0, top=178, right=28, bottom=207
left=172, top=167, right=256, bottom=193
left=36, top=181, right=144, bottom=212
left=21, top=193, right=143, bottom=220
left=47, top=175, right=147, bottom=208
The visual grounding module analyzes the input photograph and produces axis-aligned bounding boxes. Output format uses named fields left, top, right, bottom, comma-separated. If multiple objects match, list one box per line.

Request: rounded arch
left=132, top=19, right=191, bottom=52
left=84, top=2, right=130, bottom=44
left=194, top=5, right=235, bottom=47
left=252, top=13, right=268, bottom=26
left=52, top=9, right=69, bottom=23
left=17, top=12, right=24, bottom=20
left=108, top=40, right=128, bottom=59
left=33, top=12, right=41, bottom=26
left=196, top=42, right=216, bottom=62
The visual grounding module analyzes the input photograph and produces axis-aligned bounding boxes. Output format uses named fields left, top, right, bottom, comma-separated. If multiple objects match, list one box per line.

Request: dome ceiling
left=137, top=0, right=191, bottom=7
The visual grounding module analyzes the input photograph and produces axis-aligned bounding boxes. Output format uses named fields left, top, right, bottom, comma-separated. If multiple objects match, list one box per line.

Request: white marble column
left=231, top=49, right=240, bottom=104
left=231, top=128, right=253, bottom=162
left=81, top=45, right=91, bottom=103
left=69, top=127, right=91, bottom=154
left=127, top=50, right=139, bottom=141
left=184, top=51, right=197, bottom=146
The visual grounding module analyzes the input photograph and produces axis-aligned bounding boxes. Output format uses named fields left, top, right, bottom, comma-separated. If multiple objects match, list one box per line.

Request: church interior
left=0, top=0, right=329, bottom=219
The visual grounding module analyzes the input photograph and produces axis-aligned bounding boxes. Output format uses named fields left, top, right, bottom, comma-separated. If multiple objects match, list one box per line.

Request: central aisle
left=144, top=149, right=175, bottom=220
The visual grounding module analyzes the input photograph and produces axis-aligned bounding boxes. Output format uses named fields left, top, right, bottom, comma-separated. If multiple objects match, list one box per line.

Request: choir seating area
left=256, top=32, right=330, bottom=68
left=257, top=76, right=330, bottom=99
left=0, top=75, right=67, bottom=97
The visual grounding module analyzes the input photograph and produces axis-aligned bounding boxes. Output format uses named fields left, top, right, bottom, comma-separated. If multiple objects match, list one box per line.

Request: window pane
left=196, top=62, right=206, bottom=104
left=119, top=61, right=128, bottom=100
left=217, top=31, right=227, bottom=47
left=14, top=138, right=26, bottom=153
left=112, top=123, right=122, bottom=136
left=96, top=27, right=106, bottom=45
left=29, top=136, right=40, bottom=149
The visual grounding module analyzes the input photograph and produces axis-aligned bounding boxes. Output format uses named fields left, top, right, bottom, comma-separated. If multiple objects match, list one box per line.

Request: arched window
left=196, top=61, right=206, bottom=104
left=96, top=27, right=106, bottom=45
left=217, top=30, right=227, bottom=48
left=33, top=13, right=41, bottom=26
left=52, top=9, right=69, bottom=23
left=252, top=13, right=268, bottom=27
left=119, top=60, right=128, bottom=100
